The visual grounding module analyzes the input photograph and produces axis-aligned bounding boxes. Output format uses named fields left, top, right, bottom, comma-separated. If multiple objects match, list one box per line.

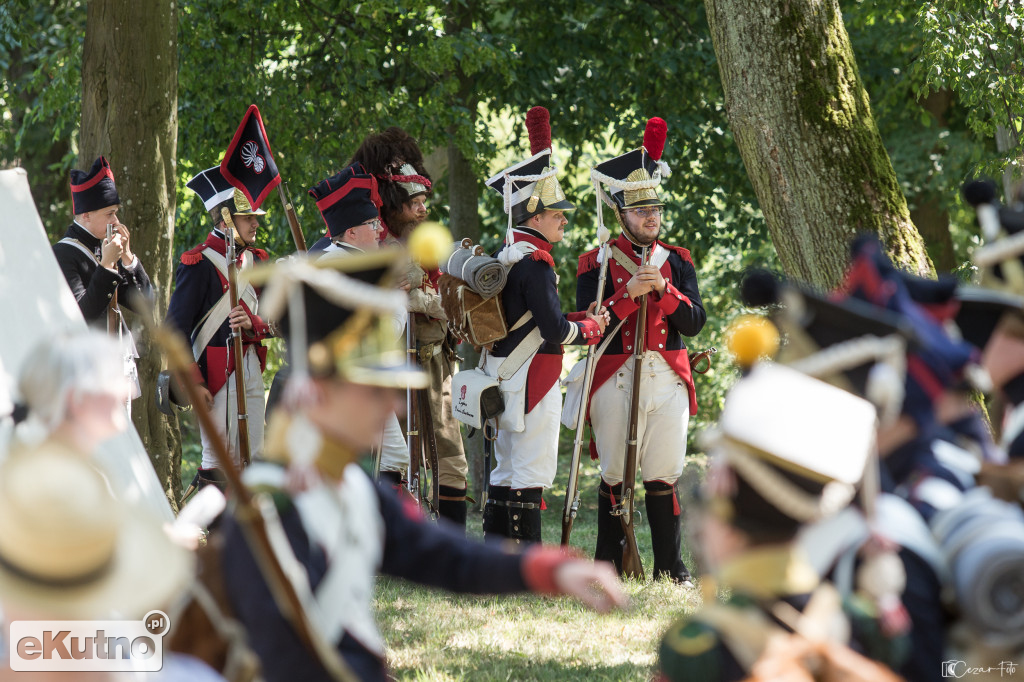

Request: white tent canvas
left=0, top=167, right=173, bottom=522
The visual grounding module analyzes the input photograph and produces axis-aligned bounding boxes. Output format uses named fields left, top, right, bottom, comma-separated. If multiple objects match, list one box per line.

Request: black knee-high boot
left=482, top=485, right=510, bottom=541
left=644, top=480, right=693, bottom=585
left=507, top=487, right=543, bottom=544
left=595, top=480, right=626, bottom=573
left=437, top=484, right=468, bottom=531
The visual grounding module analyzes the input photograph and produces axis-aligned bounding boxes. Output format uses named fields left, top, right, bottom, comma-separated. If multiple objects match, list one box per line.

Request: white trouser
left=591, top=351, right=689, bottom=486
left=490, top=383, right=561, bottom=489
left=200, top=348, right=266, bottom=469
left=378, top=411, right=409, bottom=474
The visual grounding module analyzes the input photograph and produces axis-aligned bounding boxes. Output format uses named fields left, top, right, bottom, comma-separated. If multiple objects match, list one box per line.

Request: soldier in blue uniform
left=54, top=156, right=153, bottom=328
left=480, top=106, right=608, bottom=543
left=54, top=156, right=153, bottom=405
left=657, top=362, right=907, bottom=681
left=744, top=260, right=969, bottom=682
left=208, top=250, right=626, bottom=681
left=306, top=163, right=384, bottom=257
left=167, top=166, right=275, bottom=484
left=576, top=118, right=705, bottom=583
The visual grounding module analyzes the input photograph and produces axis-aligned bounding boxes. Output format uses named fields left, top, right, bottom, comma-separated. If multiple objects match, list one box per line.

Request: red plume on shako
left=526, top=106, right=552, bottom=155
left=643, top=117, right=668, bottom=162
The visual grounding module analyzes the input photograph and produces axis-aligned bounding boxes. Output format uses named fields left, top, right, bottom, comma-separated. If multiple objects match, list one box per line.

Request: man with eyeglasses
left=576, top=118, right=706, bottom=584
left=307, top=164, right=384, bottom=256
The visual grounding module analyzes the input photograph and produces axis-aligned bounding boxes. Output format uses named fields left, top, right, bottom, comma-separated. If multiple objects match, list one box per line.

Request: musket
left=688, top=346, right=718, bottom=375
left=418, top=374, right=441, bottom=513
left=220, top=208, right=252, bottom=467
left=154, top=322, right=359, bottom=682
left=561, top=232, right=614, bottom=547
left=406, top=312, right=423, bottom=503
left=277, top=183, right=307, bottom=253
left=614, top=244, right=649, bottom=580
left=106, top=223, right=119, bottom=336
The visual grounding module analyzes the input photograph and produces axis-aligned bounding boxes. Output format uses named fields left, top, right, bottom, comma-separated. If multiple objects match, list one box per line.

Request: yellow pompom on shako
left=726, top=315, right=780, bottom=368
left=407, top=221, right=453, bottom=269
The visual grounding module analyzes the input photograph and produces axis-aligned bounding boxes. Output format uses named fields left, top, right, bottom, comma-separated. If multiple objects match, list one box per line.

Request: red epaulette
left=180, top=243, right=207, bottom=266
left=663, top=244, right=693, bottom=265
left=250, top=247, right=269, bottom=262
left=577, top=247, right=600, bottom=275
left=530, top=250, right=555, bottom=267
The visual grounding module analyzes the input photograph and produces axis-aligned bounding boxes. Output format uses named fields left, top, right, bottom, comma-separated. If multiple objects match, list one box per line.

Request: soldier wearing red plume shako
left=577, top=118, right=706, bottom=583
left=481, top=107, right=609, bottom=544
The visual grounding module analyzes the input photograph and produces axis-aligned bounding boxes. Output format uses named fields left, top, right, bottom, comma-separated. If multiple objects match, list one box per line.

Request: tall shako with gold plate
left=577, top=117, right=706, bottom=583
left=480, top=106, right=603, bottom=544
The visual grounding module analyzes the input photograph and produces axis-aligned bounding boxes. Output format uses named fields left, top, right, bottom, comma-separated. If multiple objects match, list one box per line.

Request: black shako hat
left=308, top=164, right=381, bottom=239
left=70, top=157, right=120, bottom=215
left=186, top=166, right=266, bottom=224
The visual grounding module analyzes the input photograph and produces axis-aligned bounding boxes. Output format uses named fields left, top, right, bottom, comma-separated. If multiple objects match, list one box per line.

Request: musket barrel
left=220, top=208, right=252, bottom=467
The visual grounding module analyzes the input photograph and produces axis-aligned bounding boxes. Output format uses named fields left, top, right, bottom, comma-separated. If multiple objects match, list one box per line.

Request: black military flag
left=220, top=104, right=281, bottom=210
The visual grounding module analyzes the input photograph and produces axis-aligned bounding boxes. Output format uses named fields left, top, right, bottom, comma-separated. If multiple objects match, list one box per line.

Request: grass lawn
left=180, top=411, right=707, bottom=681
left=375, top=446, right=707, bottom=681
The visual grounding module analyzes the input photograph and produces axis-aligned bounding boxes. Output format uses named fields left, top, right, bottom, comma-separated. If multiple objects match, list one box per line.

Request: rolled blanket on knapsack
left=441, top=241, right=506, bottom=299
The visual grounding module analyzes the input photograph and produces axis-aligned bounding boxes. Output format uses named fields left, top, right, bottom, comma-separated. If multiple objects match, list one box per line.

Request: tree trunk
left=80, top=0, right=181, bottom=508
left=445, top=0, right=484, bottom=509
left=704, top=0, right=931, bottom=289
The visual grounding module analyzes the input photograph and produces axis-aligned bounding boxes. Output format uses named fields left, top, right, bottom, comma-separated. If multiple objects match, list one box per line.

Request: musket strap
left=191, top=248, right=259, bottom=361
left=58, top=237, right=103, bottom=264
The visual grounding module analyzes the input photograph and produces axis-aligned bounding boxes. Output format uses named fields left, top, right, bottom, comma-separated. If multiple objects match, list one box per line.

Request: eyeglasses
left=361, top=218, right=384, bottom=232
left=629, top=207, right=662, bottom=218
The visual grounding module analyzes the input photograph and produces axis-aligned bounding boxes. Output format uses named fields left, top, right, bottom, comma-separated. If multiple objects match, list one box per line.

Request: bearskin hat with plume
left=348, top=127, right=432, bottom=236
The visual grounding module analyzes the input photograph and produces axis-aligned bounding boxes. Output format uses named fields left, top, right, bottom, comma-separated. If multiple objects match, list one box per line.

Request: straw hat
left=0, top=447, right=192, bottom=619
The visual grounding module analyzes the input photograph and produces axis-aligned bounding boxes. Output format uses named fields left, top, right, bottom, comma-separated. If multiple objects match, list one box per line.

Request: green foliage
left=843, top=0, right=1009, bottom=274
left=10, top=0, right=1017, bottom=462
left=914, top=1, right=1024, bottom=161
left=0, top=0, right=84, bottom=237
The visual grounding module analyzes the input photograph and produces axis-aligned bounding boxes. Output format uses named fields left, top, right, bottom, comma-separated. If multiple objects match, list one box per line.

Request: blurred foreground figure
left=183, top=251, right=625, bottom=681
left=13, top=331, right=132, bottom=460
left=0, top=447, right=197, bottom=681
left=657, top=363, right=906, bottom=681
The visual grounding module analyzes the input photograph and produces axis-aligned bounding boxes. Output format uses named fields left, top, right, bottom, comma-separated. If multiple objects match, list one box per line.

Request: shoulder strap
left=610, top=244, right=638, bottom=276
left=201, top=248, right=259, bottom=312
left=495, top=311, right=540, bottom=381
left=57, top=237, right=100, bottom=264
left=191, top=292, right=232, bottom=361
left=610, top=243, right=670, bottom=276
